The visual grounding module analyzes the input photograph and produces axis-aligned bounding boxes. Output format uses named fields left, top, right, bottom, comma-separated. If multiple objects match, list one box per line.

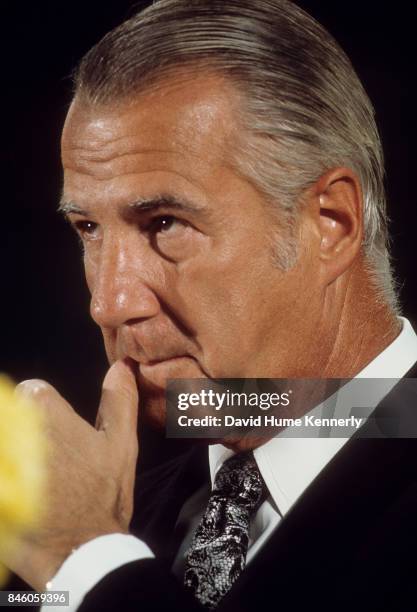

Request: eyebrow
left=58, top=194, right=209, bottom=219
left=58, top=199, right=87, bottom=216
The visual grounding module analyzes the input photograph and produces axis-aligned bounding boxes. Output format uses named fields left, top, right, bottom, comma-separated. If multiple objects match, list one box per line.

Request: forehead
left=61, top=71, right=241, bottom=176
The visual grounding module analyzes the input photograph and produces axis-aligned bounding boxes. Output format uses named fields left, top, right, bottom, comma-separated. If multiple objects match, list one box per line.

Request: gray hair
left=74, top=0, right=399, bottom=311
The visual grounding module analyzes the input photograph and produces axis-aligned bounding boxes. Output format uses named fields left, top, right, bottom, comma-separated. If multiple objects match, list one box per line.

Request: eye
left=149, top=215, right=183, bottom=234
left=147, top=214, right=196, bottom=261
left=73, top=220, right=100, bottom=240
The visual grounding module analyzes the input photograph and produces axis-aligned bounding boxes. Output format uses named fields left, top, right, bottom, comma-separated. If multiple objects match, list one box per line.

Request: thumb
left=96, top=360, right=139, bottom=444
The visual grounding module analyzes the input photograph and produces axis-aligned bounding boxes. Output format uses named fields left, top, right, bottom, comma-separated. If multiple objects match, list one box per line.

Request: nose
left=89, top=235, right=160, bottom=329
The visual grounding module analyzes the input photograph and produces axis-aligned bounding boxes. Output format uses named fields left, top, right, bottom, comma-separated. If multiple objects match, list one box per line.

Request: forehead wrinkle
left=62, top=162, right=223, bottom=206
left=62, top=145, right=221, bottom=168
left=63, top=108, right=230, bottom=163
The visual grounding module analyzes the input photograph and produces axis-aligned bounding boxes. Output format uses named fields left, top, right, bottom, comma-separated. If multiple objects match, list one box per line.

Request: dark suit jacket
left=79, top=366, right=417, bottom=612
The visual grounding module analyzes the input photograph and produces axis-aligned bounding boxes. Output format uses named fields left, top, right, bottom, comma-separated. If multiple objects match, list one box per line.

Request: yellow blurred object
left=0, top=375, right=45, bottom=586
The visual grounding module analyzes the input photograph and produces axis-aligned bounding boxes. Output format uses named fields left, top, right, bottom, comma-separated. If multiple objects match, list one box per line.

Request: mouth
left=142, top=355, right=188, bottom=367
left=136, top=355, right=205, bottom=390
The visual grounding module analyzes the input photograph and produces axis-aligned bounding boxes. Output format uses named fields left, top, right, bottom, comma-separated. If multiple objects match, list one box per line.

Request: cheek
left=177, top=262, right=274, bottom=374
left=82, top=257, right=117, bottom=362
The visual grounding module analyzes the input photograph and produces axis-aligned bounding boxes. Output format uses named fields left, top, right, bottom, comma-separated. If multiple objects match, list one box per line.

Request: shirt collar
left=209, top=317, right=417, bottom=516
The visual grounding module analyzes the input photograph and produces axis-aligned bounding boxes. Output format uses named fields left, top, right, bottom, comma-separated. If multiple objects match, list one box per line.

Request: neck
left=321, top=261, right=400, bottom=378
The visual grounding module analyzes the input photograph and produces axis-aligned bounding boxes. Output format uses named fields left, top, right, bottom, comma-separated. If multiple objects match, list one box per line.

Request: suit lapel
left=131, top=444, right=209, bottom=560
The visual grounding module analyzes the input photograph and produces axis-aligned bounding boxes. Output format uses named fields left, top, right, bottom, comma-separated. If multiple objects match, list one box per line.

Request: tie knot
left=213, top=451, right=266, bottom=513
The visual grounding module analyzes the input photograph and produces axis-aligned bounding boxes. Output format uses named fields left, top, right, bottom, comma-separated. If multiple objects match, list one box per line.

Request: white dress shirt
left=45, top=317, right=417, bottom=611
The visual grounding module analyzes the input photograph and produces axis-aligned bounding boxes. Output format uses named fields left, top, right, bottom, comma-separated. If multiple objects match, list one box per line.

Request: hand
left=4, top=360, right=139, bottom=591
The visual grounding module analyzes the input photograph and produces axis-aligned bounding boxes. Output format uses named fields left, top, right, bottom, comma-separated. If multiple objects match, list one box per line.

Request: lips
left=137, top=355, right=205, bottom=389
left=140, top=355, right=188, bottom=367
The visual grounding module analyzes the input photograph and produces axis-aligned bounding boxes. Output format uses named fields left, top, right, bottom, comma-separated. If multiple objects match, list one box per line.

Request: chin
left=136, top=357, right=208, bottom=430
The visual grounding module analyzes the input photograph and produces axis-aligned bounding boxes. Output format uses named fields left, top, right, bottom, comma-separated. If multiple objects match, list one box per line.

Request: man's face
left=61, top=73, right=324, bottom=427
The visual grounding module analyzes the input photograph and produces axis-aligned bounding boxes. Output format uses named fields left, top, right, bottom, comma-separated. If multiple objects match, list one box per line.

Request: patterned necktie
left=184, top=451, right=267, bottom=609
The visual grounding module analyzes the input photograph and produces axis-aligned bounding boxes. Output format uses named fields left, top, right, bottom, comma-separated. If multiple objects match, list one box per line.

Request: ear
left=309, top=167, right=364, bottom=285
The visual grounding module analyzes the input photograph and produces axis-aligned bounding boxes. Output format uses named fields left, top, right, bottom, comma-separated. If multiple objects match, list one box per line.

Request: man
left=5, top=0, right=417, bottom=610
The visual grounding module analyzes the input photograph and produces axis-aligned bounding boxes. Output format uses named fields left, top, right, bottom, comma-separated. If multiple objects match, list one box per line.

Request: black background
left=2, top=1, right=416, bottom=466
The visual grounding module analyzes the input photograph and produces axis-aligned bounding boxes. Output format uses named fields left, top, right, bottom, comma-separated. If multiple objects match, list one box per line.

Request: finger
left=96, top=360, right=139, bottom=443
left=15, top=379, right=75, bottom=414
left=15, top=380, right=95, bottom=442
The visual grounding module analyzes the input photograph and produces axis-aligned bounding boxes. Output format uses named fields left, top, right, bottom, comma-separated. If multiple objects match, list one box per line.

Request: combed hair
left=75, top=0, right=399, bottom=311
